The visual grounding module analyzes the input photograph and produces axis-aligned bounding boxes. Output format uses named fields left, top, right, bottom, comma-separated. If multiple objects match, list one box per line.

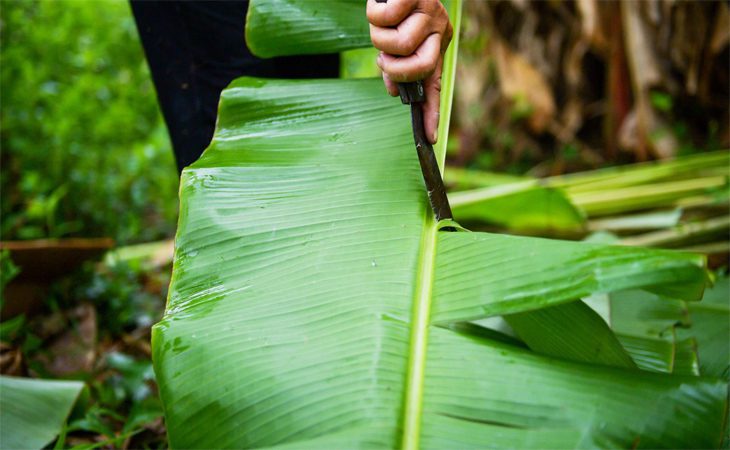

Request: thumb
left=422, top=56, right=443, bottom=144
left=382, top=71, right=399, bottom=97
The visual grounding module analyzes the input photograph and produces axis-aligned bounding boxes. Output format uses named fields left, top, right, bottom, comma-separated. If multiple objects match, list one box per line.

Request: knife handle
left=397, top=81, right=425, bottom=105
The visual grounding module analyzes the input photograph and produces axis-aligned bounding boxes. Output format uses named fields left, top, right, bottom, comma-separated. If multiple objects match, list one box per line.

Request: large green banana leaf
left=154, top=1, right=727, bottom=448
left=0, top=376, right=84, bottom=449
left=154, top=73, right=725, bottom=450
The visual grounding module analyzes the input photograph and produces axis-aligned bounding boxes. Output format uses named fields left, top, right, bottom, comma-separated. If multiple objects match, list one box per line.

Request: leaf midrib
left=401, top=214, right=438, bottom=450
left=398, top=2, right=461, bottom=447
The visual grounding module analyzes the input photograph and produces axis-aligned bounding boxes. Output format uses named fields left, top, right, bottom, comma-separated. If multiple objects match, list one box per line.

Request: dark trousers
left=131, top=1, right=340, bottom=172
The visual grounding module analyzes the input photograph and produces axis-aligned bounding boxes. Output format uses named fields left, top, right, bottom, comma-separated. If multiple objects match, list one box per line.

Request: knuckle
left=406, top=66, right=426, bottom=80
left=398, top=34, right=418, bottom=55
left=389, top=69, right=409, bottom=82
left=422, top=56, right=438, bottom=73
left=366, top=4, right=380, bottom=23
left=434, top=0, right=447, bottom=17
left=366, top=10, right=375, bottom=23
left=393, top=70, right=408, bottom=81
left=369, top=33, right=384, bottom=50
left=423, top=0, right=439, bottom=17
left=385, top=9, right=402, bottom=25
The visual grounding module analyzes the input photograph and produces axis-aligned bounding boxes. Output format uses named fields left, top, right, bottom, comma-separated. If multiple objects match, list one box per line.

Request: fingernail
left=432, top=129, right=438, bottom=143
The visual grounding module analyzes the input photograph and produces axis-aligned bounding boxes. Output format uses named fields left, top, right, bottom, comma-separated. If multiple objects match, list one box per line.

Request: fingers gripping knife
left=373, top=0, right=453, bottom=221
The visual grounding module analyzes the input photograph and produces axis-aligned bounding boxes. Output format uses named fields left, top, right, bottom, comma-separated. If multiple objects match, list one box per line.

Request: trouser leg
left=131, top=1, right=340, bottom=172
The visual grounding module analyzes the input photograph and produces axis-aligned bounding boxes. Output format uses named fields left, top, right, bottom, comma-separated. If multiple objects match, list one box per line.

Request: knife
left=373, top=0, right=453, bottom=222
left=395, top=81, right=453, bottom=221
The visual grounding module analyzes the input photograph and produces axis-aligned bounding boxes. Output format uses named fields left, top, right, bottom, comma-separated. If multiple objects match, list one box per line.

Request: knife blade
left=396, top=81, right=453, bottom=221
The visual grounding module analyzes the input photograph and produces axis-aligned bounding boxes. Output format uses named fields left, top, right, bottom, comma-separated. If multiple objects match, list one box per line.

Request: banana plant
left=153, top=1, right=728, bottom=448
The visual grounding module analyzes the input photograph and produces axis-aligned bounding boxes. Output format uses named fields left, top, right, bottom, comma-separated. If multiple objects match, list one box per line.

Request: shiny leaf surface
left=246, top=0, right=369, bottom=58
left=154, top=75, right=723, bottom=449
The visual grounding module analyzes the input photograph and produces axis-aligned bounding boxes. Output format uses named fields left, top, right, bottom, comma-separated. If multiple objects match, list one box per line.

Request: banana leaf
left=154, top=72, right=725, bottom=450
left=611, top=277, right=729, bottom=381
left=550, top=151, right=730, bottom=194
left=620, top=215, right=730, bottom=248
left=446, top=151, right=729, bottom=193
left=588, top=209, right=683, bottom=232
left=246, top=0, right=370, bottom=57
left=504, top=300, right=636, bottom=369
left=153, top=1, right=727, bottom=448
left=677, top=276, right=730, bottom=380
left=447, top=151, right=729, bottom=223
left=616, top=333, right=699, bottom=375
left=445, top=167, right=526, bottom=190
left=0, top=376, right=84, bottom=450
left=449, top=182, right=586, bottom=232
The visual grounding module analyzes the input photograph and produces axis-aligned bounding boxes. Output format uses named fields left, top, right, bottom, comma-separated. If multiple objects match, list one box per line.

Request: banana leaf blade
left=246, top=0, right=370, bottom=58
left=0, top=376, right=84, bottom=450
left=155, top=76, right=724, bottom=449
left=423, top=328, right=727, bottom=449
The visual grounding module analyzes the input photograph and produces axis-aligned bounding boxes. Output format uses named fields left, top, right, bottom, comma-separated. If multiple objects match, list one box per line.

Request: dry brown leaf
left=709, top=3, right=730, bottom=55
left=493, top=39, right=556, bottom=133
left=576, top=0, right=598, bottom=42
left=0, top=342, right=24, bottom=376
left=35, top=303, right=97, bottom=376
left=621, top=0, right=670, bottom=159
left=452, top=0, right=726, bottom=168
left=618, top=108, right=678, bottom=159
left=622, top=0, right=662, bottom=89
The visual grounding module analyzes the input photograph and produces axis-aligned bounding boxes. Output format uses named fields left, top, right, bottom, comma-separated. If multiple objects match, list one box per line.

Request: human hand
left=367, top=0, right=453, bottom=144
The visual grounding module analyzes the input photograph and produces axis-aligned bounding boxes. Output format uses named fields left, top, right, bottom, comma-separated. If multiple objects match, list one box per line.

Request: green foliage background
left=1, top=0, right=178, bottom=244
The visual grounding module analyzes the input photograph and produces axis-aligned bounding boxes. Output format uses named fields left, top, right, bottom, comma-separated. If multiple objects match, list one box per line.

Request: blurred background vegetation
left=2, top=0, right=727, bottom=245
left=0, top=1, right=727, bottom=448
left=452, top=0, right=728, bottom=174
left=1, top=2, right=175, bottom=446
left=1, top=0, right=178, bottom=244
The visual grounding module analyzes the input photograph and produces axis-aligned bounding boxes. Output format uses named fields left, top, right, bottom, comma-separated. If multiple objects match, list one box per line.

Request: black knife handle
left=397, top=81, right=425, bottom=105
